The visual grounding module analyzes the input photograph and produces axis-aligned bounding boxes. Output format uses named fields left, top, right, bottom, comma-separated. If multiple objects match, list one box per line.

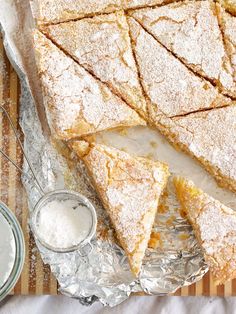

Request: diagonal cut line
left=170, top=102, right=235, bottom=119
left=126, top=14, right=235, bottom=122
left=40, top=29, right=146, bottom=122
left=125, top=15, right=177, bottom=122
left=124, top=15, right=150, bottom=118
left=129, top=13, right=236, bottom=102
left=40, top=9, right=123, bottom=26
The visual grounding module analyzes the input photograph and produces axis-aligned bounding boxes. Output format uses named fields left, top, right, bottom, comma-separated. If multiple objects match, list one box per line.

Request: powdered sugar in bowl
left=0, top=202, right=25, bottom=301
left=30, top=190, right=97, bottom=254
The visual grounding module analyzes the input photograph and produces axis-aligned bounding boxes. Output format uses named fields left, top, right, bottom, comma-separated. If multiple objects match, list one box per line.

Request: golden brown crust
left=71, top=141, right=169, bottom=276
left=174, top=176, right=236, bottom=284
left=217, top=0, right=236, bottom=15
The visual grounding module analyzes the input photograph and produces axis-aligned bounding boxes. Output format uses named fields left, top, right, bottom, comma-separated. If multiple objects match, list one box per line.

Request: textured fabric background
left=1, top=296, right=236, bottom=314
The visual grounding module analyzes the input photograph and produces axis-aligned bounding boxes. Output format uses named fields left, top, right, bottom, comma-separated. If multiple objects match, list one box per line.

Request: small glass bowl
left=30, top=190, right=97, bottom=254
left=0, top=202, right=25, bottom=302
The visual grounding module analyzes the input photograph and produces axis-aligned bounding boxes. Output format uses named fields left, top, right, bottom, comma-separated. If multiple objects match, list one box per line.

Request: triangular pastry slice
left=33, top=30, right=145, bottom=140
left=174, top=177, right=236, bottom=284
left=71, top=141, right=169, bottom=276
left=43, top=11, right=147, bottom=118
left=130, top=0, right=236, bottom=97
left=158, top=106, right=236, bottom=192
left=127, top=17, right=231, bottom=122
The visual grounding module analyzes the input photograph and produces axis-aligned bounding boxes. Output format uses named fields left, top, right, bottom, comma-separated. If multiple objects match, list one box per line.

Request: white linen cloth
left=0, top=296, right=236, bottom=314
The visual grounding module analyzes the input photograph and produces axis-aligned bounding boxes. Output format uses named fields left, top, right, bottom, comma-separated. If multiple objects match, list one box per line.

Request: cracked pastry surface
left=71, top=141, right=169, bottom=276
left=130, top=0, right=236, bottom=97
left=158, top=106, right=236, bottom=192
left=128, top=17, right=231, bottom=120
left=174, top=177, right=236, bottom=284
left=43, top=11, right=147, bottom=118
left=33, top=30, right=145, bottom=140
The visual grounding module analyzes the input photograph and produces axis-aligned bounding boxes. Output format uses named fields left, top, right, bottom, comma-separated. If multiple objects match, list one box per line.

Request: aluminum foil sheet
left=1, top=0, right=236, bottom=307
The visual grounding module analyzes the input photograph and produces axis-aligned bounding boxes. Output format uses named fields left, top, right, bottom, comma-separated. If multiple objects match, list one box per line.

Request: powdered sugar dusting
left=172, top=106, right=236, bottom=192
left=80, top=142, right=169, bottom=273
left=33, top=0, right=122, bottom=24
left=176, top=177, right=236, bottom=283
left=106, top=183, right=157, bottom=252
left=32, top=0, right=176, bottom=24
left=198, top=205, right=236, bottom=244
left=128, top=17, right=230, bottom=119
left=219, top=7, right=236, bottom=89
left=131, top=0, right=235, bottom=96
left=33, top=30, right=144, bottom=139
left=44, top=11, right=146, bottom=115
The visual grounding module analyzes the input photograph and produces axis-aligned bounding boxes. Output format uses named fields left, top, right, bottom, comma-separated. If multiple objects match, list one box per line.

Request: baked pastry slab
left=174, top=177, right=236, bottom=284
left=31, top=0, right=178, bottom=25
left=158, top=106, right=236, bottom=193
left=217, top=5, right=236, bottom=91
left=130, top=0, right=236, bottom=97
left=127, top=17, right=231, bottom=121
left=33, top=30, right=145, bottom=140
left=43, top=11, right=147, bottom=118
left=31, top=0, right=123, bottom=25
left=71, top=141, right=169, bottom=276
